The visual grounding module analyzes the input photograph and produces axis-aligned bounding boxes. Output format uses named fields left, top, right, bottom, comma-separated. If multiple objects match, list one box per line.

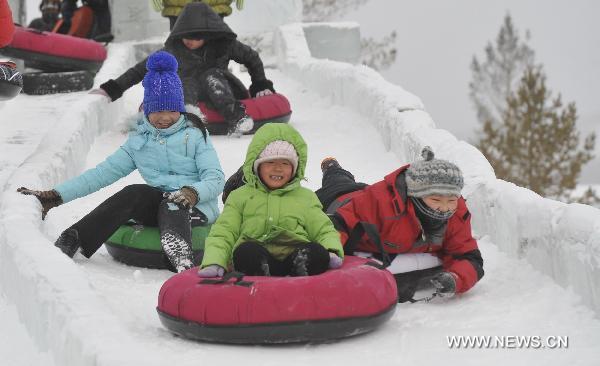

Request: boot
left=228, top=114, right=254, bottom=138
left=54, top=228, right=81, bottom=258
left=158, top=200, right=194, bottom=273
left=320, top=157, right=341, bottom=173
left=160, top=231, right=194, bottom=272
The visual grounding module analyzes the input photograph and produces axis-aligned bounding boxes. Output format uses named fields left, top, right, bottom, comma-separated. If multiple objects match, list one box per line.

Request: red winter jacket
left=332, top=165, right=483, bottom=293
left=0, top=0, right=15, bottom=47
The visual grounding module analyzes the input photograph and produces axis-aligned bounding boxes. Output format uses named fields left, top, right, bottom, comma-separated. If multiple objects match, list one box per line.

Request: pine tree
left=470, top=14, right=535, bottom=129
left=478, top=66, right=596, bottom=200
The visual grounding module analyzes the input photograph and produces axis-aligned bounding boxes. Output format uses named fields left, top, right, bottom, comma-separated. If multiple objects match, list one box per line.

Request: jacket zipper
left=184, top=133, right=189, bottom=156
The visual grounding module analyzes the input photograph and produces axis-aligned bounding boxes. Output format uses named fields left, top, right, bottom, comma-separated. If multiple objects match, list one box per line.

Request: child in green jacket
left=199, top=123, right=344, bottom=277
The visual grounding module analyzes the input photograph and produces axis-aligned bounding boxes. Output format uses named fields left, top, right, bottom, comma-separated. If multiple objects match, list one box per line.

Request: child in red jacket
left=0, top=0, right=15, bottom=47
left=316, top=147, right=484, bottom=302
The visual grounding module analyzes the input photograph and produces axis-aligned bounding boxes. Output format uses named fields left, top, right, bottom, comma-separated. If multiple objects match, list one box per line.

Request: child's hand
left=328, top=253, right=343, bottom=269
left=17, top=187, right=63, bottom=220
left=198, top=265, right=225, bottom=278
left=164, top=187, right=198, bottom=209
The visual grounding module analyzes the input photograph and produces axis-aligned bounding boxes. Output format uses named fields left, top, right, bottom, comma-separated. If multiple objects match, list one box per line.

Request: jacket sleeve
left=101, top=55, right=149, bottom=101
left=188, top=134, right=225, bottom=203
left=54, top=147, right=136, bottom=203
left=0, top=0, right=15, bottom=47
left=200, top=190, right=244, bottom=269
left=440, top=209, right=484, bottom=293
left=304, top=192, right=344, bottom=258
left=334, top=191, right=379, bottom=246
left=229, top=40, right=267, bottom=84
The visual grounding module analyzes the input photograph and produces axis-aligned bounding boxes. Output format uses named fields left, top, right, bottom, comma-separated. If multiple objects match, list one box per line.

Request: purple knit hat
left=142, top=51, right=186, bottom=116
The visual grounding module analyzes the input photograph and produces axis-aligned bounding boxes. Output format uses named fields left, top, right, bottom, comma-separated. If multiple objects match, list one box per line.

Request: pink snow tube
left=198, top=93, right=292, bottom=135
left=1, top=26, right=106, bottom=72
left=157, top=256, right=397, bottom=344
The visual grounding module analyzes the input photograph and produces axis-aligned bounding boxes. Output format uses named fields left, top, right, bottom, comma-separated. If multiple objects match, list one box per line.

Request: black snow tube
left=21, top=70, right=94, bottom=95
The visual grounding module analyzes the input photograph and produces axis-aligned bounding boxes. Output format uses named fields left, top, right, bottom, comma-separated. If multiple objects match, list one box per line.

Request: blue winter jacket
left=55, top=115, right=225, bottom=223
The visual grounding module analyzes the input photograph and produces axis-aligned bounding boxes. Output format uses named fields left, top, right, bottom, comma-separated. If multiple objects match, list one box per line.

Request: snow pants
left=232, top=242, right=330, bottom=276
left=68, top=184, right=204, bottom=258
left=197, top=68, right=249, bottom=127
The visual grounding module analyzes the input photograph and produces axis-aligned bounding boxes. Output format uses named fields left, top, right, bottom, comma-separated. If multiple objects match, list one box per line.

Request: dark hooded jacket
left=101, top=2, right=272, bottom=104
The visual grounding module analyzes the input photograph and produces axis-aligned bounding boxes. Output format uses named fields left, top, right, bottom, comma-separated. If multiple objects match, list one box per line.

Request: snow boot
left=158, top=200, right=194, bottom=273
left=54, top=228, right=81, bottom=258
left=222, top=166, right=245, bottom=204
left=320, top=157, right=341, bottom=173
left=228, top=114, right=254, bottom=138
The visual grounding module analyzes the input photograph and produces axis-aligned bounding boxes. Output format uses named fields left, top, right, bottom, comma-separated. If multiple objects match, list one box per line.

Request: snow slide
left=0, top=24, right=599, bottom=366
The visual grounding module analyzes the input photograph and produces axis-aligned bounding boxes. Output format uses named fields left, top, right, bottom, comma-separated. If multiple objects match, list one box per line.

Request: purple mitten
left=198, top=265, right=225, bottom=278
left=328, top=252, right=343, bottom=269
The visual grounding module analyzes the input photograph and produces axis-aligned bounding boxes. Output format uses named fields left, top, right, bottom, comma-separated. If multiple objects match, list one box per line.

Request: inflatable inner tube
left=0, top=26, right=106, bottom=73
left=0, top=63, right=23, bottom=100
left=157, top=256, right=398, bottom=344
left=105, top=223, right=210, bottom=272
left=22, top=70, right=94, bottom=95
left=199, top=93, right=291, bottom=135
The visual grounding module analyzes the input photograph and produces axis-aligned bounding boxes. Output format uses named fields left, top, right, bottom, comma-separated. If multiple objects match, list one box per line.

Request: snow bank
left=302, top=22, right=362, bottom=64
left=274, top=23, right=600, bottom=314
left=227, top=0, right=302, bottom=35
left=0, top=43, right=163, bottom=366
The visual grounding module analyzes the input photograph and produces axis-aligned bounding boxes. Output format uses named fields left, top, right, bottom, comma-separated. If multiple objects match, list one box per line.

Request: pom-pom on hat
left=142, top=51, right=185, bottom=116
left=253, top=140, right=299, bottom=176
left=405, top=146, right=464, bottom=198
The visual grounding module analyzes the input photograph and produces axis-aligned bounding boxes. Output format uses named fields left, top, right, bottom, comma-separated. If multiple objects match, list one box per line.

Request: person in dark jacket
left=95, top=2, right=274, bottom=137
left=28, top=0, right=61, bottom=32
left=315, top=147, right=484, bottom=303
left=59, top=0, right=112, bottom=40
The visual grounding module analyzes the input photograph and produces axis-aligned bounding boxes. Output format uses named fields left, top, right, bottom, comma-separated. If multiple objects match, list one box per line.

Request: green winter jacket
left=162, top=0, right=234, bottom=17
left=201, top=124, right=343, bottom=269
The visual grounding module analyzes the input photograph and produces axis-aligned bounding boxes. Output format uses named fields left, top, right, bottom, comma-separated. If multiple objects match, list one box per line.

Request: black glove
left=430, top=271, right=457, bottom=298
left=99, top=79, right=124, bottom=101
left=17, top=187, right=63, bottom=219
left=249, top=79, right=275, bottom=98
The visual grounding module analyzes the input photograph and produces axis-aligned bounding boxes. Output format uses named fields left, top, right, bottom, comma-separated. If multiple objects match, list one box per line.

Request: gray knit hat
left=405, top=146, right=464, bottom=198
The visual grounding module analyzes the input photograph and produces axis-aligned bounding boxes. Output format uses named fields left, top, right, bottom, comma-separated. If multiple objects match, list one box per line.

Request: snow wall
left=0, top=43, right=173, bottom=366
left=274, top=23, right=600, bottom=314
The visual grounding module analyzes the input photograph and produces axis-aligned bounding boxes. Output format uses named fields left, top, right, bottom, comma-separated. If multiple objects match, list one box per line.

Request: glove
left=328, top=252, right=343, bottom=269
left=98, top=79, right=124, bottom=101
left=88, top=88, right=110, bottom=99
left=17, top=187, right=63, bottom=219
left=198, top=265, right=225, bottom=277
left=430, top=271, right=457, bottom=298
left=255, top=89, right=273, bottom=97
left=164, top=187, right=198, bottom=209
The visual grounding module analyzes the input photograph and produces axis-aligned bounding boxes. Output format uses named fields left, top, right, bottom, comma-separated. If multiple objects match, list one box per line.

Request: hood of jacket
left=242, top=123, right=308, bottom=193
left=166, top=2, right=236, bottom=46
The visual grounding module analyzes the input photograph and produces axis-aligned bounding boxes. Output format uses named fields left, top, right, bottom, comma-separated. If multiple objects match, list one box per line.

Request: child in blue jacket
left=18, top=51, right=225, bottom=272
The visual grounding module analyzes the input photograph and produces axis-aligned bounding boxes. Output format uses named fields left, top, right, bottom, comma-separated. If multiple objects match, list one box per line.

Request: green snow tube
left=105, top=223, right=211, bottom=271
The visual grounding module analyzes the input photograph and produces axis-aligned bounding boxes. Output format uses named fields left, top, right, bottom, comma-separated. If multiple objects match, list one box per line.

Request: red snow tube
left=199, top=93, right=292, bottom=135
left=0, top=26, right=106, bottom=72
left=157, top=256, right=398, bottom=344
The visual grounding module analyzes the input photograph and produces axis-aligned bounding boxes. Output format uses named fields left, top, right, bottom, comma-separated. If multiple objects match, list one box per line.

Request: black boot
left=158, top=200, right=194, bottom=273
left=54, top=228, right=81, bottom=258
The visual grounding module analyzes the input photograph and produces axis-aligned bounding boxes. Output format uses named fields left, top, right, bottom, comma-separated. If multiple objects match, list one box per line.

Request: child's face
left=182, top=38, right=206, bottom=50
left=422, top=195, right=459, bottom=212
left=148, top=111, right=181, bottom=129
left=258, top=159, right=294, bottom=190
